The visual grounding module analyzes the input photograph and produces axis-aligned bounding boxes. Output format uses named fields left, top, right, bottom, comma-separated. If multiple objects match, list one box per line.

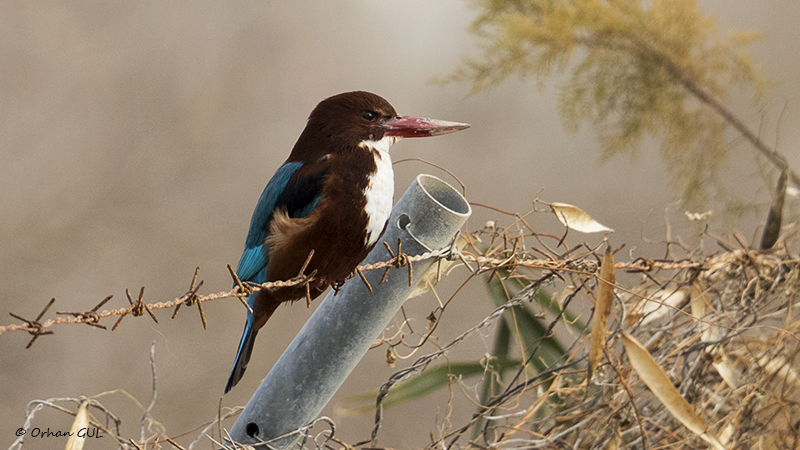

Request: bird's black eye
left=361, top=110, right=378, bottom=121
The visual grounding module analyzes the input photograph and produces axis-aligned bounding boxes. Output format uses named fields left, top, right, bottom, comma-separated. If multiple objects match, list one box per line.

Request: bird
left=225, top=91, right=469, bottom=393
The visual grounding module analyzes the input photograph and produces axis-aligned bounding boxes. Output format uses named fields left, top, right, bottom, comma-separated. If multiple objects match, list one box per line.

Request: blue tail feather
left=225, top=310, right=258, bottom=394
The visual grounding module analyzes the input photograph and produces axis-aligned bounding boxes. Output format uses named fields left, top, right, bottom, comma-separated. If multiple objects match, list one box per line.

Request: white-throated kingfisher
left=225, top=91, right=469, bottom=393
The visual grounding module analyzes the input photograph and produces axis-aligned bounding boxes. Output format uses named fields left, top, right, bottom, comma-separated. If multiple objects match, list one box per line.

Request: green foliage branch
left=446, top=0, right=792, bottom=207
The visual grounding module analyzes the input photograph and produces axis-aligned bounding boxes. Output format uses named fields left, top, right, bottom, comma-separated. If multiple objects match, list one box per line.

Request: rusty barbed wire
left=2, top=232, right=786, bottom=346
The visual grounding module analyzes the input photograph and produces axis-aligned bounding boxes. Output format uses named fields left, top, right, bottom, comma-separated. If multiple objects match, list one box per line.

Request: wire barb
left=56, top=295, right=113, bottom=330
left=172, top=267, right=207, bottom=328
left=9, top=297, right=56, bottom=348
left=297, top=250, right=315, bottom=307
left=112, top=287, right=157, bottom=331
left=380, top=239, right=413, bottom=286
left=227, top=265, right=254, bottom=315
left=356, top=267, right=373, bottom=293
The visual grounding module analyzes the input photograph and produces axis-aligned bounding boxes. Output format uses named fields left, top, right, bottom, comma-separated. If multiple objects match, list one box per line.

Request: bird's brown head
left=290, top=91, right=470, bottom=161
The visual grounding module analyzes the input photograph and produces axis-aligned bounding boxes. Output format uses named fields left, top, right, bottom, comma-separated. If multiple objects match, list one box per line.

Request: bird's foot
left=310, top=276, right=328, bottom=290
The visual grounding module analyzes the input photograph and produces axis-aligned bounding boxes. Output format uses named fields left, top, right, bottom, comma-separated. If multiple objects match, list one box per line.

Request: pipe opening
left=416, top=174, right=471, bottom=216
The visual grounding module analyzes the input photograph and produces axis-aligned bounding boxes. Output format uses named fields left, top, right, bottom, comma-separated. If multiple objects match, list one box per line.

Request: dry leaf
left=386, top=347, right=397, bottom=367
left=690, top=282, right=717, bottom=343
left=760, top=168, right=788, bottom=250
left=622, top=333, right=726, bottom=450
left=711, top=353, right=738, bottom=390
left=690, top=282, right=738, bottom=388
left=689, top=282, right=708, bottom=322
left=65, top=400, right=89, bottom=450
left=718, top=422, right=734, bottom=445
left=557, top=285, right=578, bottom=309
left=588, top=247, right=615, bottom=381
left=629, top=288, right=687, bottom=326
left=551, top=202, right=613, bottom=233
left=759, top=353, right=800, bottom=388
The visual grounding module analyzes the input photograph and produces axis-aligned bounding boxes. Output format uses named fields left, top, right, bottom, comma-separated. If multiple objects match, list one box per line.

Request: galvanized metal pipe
left=227, top=174, right=471, bottom=448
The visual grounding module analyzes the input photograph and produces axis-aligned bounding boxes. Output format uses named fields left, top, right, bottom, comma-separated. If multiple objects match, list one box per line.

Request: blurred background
left=2, top=1, right=798, bottom=448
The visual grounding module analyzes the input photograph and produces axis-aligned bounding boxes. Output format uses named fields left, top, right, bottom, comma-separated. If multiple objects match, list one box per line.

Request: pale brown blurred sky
left=2, top=1, right=798, bottom=448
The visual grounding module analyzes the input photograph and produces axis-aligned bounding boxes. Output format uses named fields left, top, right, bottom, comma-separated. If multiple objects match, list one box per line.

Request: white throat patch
left=359, top=136, right=397, bottom=246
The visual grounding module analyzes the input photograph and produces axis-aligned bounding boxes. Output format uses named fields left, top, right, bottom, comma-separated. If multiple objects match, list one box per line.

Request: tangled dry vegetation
left=419, top=221, right=800, bottom=449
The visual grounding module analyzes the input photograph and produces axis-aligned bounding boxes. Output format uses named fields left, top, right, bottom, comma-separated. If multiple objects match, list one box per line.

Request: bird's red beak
left=383, top=115, right=470, bottom=137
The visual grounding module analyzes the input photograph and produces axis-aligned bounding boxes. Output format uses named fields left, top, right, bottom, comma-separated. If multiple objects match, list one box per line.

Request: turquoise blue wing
left=235, top=161, right=303, bottom=282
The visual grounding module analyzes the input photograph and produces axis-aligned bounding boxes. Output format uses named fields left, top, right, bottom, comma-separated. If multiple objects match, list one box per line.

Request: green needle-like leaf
left=472, top=319, right=512, bottom=441
left=486, top=275, right=566, bottom=372
left=506, top=270, right=585, bottom=330
left=340, top=359, right=520, bottom=415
